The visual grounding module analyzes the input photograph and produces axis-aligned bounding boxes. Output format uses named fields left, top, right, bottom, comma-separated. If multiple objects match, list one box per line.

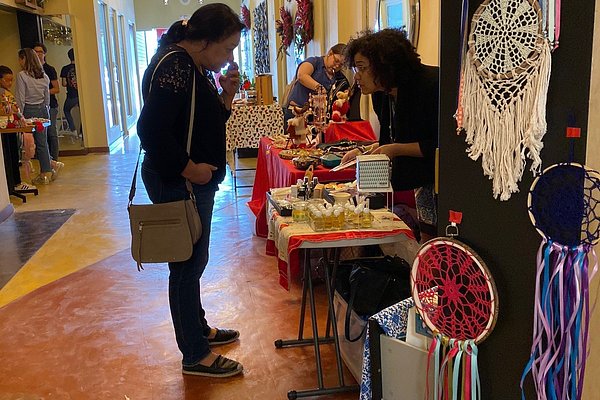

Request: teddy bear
left=330, top=89, right=350, bottom=123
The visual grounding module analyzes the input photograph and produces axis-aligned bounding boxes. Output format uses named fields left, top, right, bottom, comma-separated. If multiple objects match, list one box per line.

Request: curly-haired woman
left=342, top=29, right=439, bottom=239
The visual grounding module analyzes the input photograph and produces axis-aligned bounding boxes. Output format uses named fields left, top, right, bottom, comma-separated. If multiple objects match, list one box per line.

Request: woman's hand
left=182, top=160, right=218, bottom=185
left=219, top=62, right=240, bottom=99
left=341, top=148, right=361, bottom=164
left=371, top=144, right=396, bottom=158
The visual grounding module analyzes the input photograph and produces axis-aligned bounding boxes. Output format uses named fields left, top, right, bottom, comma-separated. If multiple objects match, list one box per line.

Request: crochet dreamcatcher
left=521, top=160, right=599, bottom=400
left=411, top=212, right=499, bottom=400
left=457, top=0, right=552, bottom=201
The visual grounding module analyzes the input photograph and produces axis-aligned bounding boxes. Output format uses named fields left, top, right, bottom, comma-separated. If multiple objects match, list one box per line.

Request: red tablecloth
left=324, top=120, right=377, bottom=143
left=247, top=136, right=356, bottom=237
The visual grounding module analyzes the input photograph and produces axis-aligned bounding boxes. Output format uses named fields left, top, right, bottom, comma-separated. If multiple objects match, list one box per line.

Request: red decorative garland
left=241, top=4, right=251, bottom=30
left=294, top=0, right=313, bottom=50
left=275, top=6, right=294, bottom=59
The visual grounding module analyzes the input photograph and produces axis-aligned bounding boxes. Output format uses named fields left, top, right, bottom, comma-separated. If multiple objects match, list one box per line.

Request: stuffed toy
left=330, top=90, right=350, bottom=123
left=287, top=105, right=311, bottom=147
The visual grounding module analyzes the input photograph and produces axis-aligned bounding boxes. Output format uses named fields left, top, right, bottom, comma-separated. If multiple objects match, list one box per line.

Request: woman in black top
left=137, top=4, right=245, bottom=378
left=342, top=29, right=439, bottom=237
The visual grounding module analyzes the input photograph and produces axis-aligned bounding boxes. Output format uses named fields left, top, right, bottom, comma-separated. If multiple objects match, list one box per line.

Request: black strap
left=128, top=51, right=196, bottom=208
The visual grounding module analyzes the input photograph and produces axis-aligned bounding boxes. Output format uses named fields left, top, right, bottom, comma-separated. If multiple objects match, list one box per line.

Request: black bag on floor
left=336, top=255, right=412, bottom=342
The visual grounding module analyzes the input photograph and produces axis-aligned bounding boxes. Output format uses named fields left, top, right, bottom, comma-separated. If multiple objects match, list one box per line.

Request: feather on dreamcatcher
left=457, top=0, right=552, bottom=201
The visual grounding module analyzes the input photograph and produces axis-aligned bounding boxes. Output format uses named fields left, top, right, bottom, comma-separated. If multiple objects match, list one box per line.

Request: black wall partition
left=438, top=1, right=595, bottom=399
left=16, top=10, right=43, bottom=48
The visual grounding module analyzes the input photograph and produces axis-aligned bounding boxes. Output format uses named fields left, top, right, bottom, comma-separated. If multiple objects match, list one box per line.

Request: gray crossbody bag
left=128, top=51, right=201, bottom=270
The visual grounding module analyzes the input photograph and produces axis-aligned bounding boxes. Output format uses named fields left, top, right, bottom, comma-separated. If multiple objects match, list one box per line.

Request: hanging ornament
left=457, top=0, right=551, bottom=201
left=521, top=159, right=599, bottom=400
left=411, top=212, right=499, bottom=400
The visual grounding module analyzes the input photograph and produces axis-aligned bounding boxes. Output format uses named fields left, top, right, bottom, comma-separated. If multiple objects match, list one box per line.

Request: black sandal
left=207, top=328, right=240, bottom=345
left=182, top=355, right=243, bottom=378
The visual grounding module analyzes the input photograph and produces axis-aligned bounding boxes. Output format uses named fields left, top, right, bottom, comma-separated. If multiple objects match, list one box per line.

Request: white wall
left=134, top=0, right=241, bottom=30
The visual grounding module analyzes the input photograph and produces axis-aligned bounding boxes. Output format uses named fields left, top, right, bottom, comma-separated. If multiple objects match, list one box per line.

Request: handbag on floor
left=337, top=255, right=412, bottom=342
left=127, top=51, right=201, bottom=270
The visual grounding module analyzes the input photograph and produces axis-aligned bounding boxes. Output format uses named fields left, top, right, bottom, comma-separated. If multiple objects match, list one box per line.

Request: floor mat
left=0, top=209, right=76, bottom=288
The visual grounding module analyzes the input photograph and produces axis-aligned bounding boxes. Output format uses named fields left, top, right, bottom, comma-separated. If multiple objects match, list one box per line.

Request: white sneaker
left=14, top=182, right=37, bottom=191
left=51, top=161, right=65, bottom=181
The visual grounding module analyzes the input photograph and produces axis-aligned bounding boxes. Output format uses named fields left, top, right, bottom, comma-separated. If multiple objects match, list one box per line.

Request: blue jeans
left=63, top=96, right=79, bottom=131
left=141, top=163, right=216, bottom=366
left=47, top=107, right=59, bottom=161
left=23, top=104, right=52, bottom=173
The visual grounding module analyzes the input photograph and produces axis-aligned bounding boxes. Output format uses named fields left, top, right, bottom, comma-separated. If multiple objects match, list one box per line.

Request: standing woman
left=15, top=48, right=55, bottom=185
left=284, top=43, right=347, bottom=125
left=342, top=29, right=439, bottom=240
left=137, top=4, right=245, bottom=378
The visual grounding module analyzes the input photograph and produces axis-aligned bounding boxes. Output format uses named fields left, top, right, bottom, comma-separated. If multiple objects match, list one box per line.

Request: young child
left=0, top=65, right=36, bottom=190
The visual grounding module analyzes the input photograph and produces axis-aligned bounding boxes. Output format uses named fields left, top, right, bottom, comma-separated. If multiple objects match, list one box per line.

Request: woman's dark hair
left=328, top=43, right=346, bottom=55
left=159, top=3, right=246, bottom=48
left=0, top=65, right=13, bottom=78
left=68, top=48, right=75, bottom=61
left=345, top=28, right=422, bottom=91
left=18, top=48, right=45, bottom=79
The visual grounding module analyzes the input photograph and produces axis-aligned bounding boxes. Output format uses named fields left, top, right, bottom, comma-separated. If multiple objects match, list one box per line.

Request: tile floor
left=0, top=134, right=358, bottom=399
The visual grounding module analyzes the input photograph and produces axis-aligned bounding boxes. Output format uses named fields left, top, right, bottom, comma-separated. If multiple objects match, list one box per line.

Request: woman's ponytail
left=158, top=20, right=188, bottom=48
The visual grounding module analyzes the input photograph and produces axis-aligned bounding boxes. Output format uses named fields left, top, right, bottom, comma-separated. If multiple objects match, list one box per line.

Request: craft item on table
left=457, top=0, right=551, bottom=201
left=411, top=211, right=498, bottom=400
left=520, top=161, right=599, bottom=400
left=278, top=147, right=323, bottom=161
left=330, top=89, right=350, bottom=123
left=286, top=104, right=312, bottom=147
left=308, top=85, right=329, bottom=141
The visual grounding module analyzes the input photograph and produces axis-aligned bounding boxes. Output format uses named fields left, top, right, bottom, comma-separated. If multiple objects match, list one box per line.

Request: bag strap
left=128, top=51, right=196, bottom=207
left=345, top=276, right=368, bottom=342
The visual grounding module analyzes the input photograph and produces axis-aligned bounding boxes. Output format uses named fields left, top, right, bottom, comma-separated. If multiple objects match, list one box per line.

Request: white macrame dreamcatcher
left=458, top=0, right=552, bottom=201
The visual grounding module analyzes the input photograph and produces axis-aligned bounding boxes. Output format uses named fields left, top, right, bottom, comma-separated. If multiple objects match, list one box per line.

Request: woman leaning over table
left=137, top=4, right=245, bottom=378
left=15, top=48, right=62, bottom=185
left=341, top=29, right=439, bottom=241
left=283, top=43, right=348, bottom=126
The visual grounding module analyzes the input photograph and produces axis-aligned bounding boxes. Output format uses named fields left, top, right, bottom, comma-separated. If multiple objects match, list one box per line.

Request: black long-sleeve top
left=371, top=65, right=439, bottom=191
left=137, top=44, right=231, bottom=190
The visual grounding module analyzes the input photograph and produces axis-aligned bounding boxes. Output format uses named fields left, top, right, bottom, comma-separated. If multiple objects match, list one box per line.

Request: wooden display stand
left=255, top=74, right=273, bottom=105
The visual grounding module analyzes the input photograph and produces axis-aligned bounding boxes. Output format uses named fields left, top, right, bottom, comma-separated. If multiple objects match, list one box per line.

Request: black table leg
left=275, top=247, right=359, bottom=398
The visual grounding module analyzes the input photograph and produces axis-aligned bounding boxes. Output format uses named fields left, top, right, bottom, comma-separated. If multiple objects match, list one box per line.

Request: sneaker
left=51, top=161, right=65, bottom=181
left=14, top=182, right=37, bottom=192
left=182, top=355, right=243, bottom=378
left=207, top=328, right=240, bottom=346
left=32, top=173, right=51, bottom=185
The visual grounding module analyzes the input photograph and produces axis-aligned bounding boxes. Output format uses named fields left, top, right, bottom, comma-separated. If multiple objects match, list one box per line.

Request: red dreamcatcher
left=294, top=0, right=313, bottom=50
left=411, top=211, right=499, bottom=399
left=275, top=6, right=293, bottom=59
left=240, top=4, right=251, bottom=30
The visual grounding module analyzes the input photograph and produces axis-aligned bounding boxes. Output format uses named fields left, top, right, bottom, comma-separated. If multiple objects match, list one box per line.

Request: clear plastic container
left=292, top=201, right=308, bottom=222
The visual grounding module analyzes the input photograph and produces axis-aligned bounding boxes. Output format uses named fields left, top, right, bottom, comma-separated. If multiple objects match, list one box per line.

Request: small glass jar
left=292, top=201, right=308, bottom=222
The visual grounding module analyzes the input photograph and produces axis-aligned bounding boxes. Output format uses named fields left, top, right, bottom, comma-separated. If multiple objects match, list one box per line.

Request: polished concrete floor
left=0, top=135, right=357, bottom=399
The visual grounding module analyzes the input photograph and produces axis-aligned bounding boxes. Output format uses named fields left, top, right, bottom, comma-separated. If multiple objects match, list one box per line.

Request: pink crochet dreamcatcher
left=411, top=212, right=499, bottom=400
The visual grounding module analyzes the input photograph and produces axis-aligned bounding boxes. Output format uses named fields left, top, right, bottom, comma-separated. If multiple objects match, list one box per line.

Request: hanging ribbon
left=521, top=240, right=594, bottom=399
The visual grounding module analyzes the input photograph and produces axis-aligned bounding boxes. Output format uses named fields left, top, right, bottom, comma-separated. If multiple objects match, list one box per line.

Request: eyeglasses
left=352, top=64, right=370, bottom=74
left=330, top=54, right=345, bottom=66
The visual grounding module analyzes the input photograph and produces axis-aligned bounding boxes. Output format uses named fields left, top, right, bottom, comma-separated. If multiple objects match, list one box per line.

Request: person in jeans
left=137, top=4, right=245, bottom=378
left=33, top=42, right=61, bottom=162
left=60, top=48, right=78, bottom=134
left=15, top=48, right=56, bottom=185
